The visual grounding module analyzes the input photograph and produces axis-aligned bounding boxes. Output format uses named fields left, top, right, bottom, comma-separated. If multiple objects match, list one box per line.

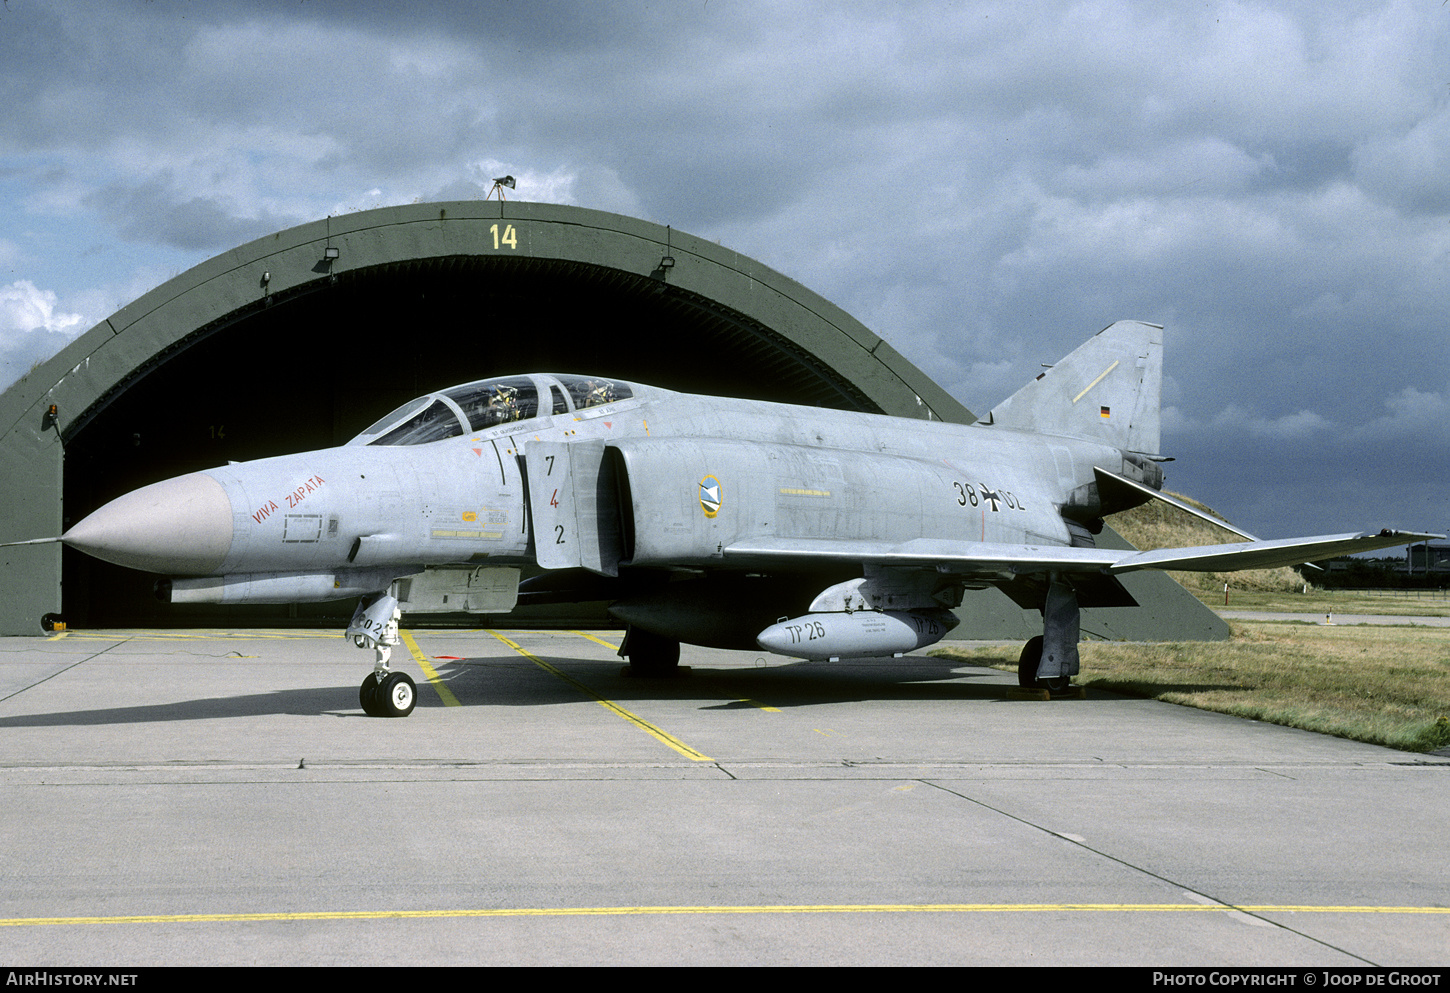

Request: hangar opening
left=0, top=202, right=965, bottom=630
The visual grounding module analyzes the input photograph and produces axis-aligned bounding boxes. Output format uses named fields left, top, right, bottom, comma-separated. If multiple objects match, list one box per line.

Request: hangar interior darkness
left=62, top=256, right=886, bottom=626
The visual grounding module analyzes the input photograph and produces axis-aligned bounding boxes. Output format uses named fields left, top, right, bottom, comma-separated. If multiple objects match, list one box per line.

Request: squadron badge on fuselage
left=699, top=476, right=722, bottom=519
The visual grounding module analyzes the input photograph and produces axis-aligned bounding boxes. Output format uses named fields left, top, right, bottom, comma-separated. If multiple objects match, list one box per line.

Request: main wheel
left=624, top=627, right=681, bottom=677
left=376, top=671, right=417, bottom=717
left=359, top=673, right=384, bottom=716
left=1016, top=636, right=1044, bottom=688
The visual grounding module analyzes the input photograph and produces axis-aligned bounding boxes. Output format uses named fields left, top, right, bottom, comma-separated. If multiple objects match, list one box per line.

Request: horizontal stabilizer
left=1093, top=467, right=1258, bottom=541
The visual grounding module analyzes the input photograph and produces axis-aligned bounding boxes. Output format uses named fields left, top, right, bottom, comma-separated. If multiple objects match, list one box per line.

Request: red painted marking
left=433, top=655, right=464, bottom=660
left=472, top=448, right=483, bottom=456
left=279, top=475, right=327, bottom=512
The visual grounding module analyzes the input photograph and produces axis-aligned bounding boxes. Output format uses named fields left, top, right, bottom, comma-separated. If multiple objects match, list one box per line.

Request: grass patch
left=1193, top=588, right=1450, bottom=617
left=1106, top=493, right=1307, bottom=596
left=932, top=621, right=1450, bottom=753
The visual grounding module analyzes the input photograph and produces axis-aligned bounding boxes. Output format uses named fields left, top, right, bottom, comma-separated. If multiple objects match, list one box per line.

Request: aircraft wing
left=1106, top=530, right=1443, bottom=574
left=723, top=530, right=1441, bottom=577
left=722, top=537, right=1120, bottom=574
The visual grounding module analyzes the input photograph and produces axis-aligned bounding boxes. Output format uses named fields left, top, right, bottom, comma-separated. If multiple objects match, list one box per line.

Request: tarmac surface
left=1, top=625, right=1447, bottom=967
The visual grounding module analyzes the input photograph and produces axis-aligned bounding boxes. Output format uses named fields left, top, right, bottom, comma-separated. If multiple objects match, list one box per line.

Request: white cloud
left=467, top=161, right=579, bottom=206
left=0, top=280, right=92, bottom=393
left=1349, top=386, right=1450, bottom=441
left=1205, top=403, right=1333, bottom=441
left=0, top=280, right=86, bottom=338
left=1353, top=104, right=1450, bottom=214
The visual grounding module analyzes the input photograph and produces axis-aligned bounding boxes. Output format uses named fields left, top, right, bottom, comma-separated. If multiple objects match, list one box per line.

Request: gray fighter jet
left=48, top=321, right=1438, bottom=716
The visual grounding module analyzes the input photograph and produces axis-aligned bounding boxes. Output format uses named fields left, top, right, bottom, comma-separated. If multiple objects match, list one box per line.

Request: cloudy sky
left=1, top=0, right=1446, bottom=541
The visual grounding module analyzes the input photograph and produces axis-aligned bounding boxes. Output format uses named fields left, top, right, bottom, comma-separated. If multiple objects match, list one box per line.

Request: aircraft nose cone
left=63, top=472, right=233, bottom=574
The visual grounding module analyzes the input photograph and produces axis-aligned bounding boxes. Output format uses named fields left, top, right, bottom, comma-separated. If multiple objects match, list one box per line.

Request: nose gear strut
left=349, top=591, right=416, bottom=717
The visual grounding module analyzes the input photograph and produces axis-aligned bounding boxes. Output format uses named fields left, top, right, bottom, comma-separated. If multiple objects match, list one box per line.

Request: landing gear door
left=525, top=440, right=621, bottom=577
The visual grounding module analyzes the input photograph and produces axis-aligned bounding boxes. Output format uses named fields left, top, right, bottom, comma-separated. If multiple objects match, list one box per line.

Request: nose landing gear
left=350, top=591, right=416, bottom=717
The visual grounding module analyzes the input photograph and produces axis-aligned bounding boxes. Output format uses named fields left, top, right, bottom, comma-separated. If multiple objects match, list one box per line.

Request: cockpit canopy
left=349, top=374, right=636, bottom=446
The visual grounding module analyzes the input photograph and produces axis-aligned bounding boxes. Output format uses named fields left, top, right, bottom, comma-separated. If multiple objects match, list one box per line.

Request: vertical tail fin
left=986, top=320, right=1163, bottom=455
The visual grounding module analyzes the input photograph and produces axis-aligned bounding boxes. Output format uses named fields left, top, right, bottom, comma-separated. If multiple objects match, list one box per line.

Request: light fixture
left=324, top=246, right=340, bottom=261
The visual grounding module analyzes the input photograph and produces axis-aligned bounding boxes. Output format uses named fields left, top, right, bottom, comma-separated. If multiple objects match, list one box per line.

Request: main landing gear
left=1018, top=573, right=1081, bottom=694
left=618, top=625, right=681, bottom=677
left=350, top=591, right=417, bottom=717
left=1016, top=636, right=1071, bottom=693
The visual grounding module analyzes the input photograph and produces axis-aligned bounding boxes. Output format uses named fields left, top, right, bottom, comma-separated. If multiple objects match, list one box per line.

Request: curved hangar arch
left=0, top=200, right=1222, bottom=640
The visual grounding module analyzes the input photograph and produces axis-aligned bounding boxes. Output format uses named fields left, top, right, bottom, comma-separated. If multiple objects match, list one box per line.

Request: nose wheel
left=360, top=670, right=416, bottom=717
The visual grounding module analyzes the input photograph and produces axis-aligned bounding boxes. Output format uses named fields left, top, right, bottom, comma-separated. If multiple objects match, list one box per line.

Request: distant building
left=1409, top=543, right=1450, bottom=574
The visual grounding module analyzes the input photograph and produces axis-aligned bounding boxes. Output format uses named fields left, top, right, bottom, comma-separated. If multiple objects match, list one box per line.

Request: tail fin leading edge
left=986, top=320, right=1163, bottom=455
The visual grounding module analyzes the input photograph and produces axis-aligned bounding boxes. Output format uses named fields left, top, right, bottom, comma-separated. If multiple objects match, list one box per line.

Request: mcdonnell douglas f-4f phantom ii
left=43, top=321, right=1439, bottom=716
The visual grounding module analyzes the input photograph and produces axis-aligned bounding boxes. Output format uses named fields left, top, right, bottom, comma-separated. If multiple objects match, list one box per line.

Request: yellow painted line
left=486, top=630, right=711, bottom=762
left=56, top=630, right=342, bottom=641
left=569, top=630, right=620, bottom=652
left=400, top=630, right=461, bottom=708
left=1071, top=360, right=1119, bottom=403
left=4, top=903, right=1447, bottom=927
left=568, top=633, right=779, bottom=713
left=739, top=698, right=781, bottom=712
left=46, top=631, right=69, bottom=641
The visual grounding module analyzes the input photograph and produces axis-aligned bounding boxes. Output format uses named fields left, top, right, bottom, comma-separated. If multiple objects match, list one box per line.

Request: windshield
left=357, top=397, right=430, bottom=439
left=370, top=398, right=466, bottom=446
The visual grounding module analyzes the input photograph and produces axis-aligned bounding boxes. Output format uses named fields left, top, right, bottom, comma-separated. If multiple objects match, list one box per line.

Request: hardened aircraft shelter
left=0, top=201, right=1224, bottom=640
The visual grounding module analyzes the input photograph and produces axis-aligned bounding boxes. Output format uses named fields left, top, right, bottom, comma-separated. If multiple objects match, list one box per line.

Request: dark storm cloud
left=84, top=174, right=300, bottom=253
